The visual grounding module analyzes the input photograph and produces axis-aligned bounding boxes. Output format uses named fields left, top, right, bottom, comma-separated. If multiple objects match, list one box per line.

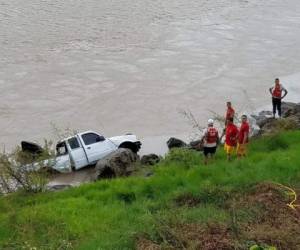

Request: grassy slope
left=1, top=131, right=300, bottom=249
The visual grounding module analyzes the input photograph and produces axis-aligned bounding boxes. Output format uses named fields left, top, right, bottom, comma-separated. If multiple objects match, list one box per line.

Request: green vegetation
left=1, top=131, right=300, bottom=249
left=0, top=141, right=54, bottom=193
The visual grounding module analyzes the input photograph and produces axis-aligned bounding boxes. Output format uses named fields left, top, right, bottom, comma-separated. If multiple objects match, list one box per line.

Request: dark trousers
left=272, top=97, right=282, bottom=117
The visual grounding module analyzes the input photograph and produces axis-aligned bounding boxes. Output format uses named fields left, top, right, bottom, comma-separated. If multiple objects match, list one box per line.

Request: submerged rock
left=94, top=149, right=139, bottom=180
left=166, top=137, right=187, bottom=149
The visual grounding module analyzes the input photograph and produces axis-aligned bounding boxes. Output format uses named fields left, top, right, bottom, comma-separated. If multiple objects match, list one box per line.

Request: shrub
left=0, top=140, right=55, bottom=194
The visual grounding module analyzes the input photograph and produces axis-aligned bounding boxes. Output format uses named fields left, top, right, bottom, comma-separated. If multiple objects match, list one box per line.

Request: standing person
left=201, top=119, right=219, bottom=165
left=269, top=78, right=288, bottom=118
left=220, top=101, right=235, bottom=142
left=237, top=115, right=250, bottom=158
left=224, top=117, right=238, bottom=161
left=225, top=101, right=235, bottom=126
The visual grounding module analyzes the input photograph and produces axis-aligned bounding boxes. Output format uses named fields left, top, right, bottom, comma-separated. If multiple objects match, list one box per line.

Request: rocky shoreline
left=49, top=102, right=300, bottom=190
left=2, top=101, right=293, bottom=193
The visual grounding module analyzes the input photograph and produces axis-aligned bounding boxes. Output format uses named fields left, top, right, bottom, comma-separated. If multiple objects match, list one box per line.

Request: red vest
left=206, top=127, right=218, bottom=144
left=272, top=85, right=282, bottom=98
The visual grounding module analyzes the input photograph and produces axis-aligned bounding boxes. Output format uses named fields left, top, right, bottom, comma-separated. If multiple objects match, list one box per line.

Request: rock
left=141, top=154, right=160, bottom=165
left=166, top=137, right=187, bottom=149
left=21, top=141, right=44, bottom=155
left=94, top=148, right=139, bottom=180
left=144, top=172, right=154, bottom=177
left=48, top=184, right=72, bottom=191
left=256, top=116, right=300, bottom=136
left=251, top=102, right=300, bottom=137
left=188, top=140, right=203, bottom=151
left=258, top=110, right=273, bottom=117
left=252, top=112, right=274, bottom=128
left=253, top=102, right=300, bottom=129
left=281, top=102, right=300, bottom=118
left=257, top=117, right=275, bottom=129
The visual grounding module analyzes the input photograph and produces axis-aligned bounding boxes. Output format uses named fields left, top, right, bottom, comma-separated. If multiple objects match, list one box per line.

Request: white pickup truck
left=22, top=131, right=141, bottom=173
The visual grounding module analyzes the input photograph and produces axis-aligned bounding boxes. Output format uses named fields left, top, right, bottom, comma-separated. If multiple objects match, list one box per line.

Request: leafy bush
left=0, top=140, right=55, bottom=194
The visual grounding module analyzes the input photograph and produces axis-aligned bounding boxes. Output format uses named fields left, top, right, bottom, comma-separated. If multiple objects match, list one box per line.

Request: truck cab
left=54, top=131, right=140, bottom=172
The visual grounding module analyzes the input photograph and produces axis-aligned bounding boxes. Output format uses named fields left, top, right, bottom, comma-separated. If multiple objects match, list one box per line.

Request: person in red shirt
left=269, top=78, right=288, bottom=118
left=220, top=102, right=236, bottom=141
left=237, top=115, right=250, bottom=158
left=224, top=117, right=238, bottom=161
left=225, top=102, right=235, bottom=126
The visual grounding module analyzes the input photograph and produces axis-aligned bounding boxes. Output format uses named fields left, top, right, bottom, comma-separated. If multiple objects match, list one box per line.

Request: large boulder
left=141, top=154, right=160, bottom=165
left=94, top=149, right=139, bottom=180
left=166, top=137, right=187, bottom=149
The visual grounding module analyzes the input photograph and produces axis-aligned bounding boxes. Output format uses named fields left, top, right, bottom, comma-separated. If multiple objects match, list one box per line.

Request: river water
left=1, top=0, right=300, bottom=155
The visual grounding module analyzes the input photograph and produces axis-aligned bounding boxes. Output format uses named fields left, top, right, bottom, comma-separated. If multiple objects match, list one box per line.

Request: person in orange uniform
left=224, top=117, right=238, bottom=161
left=269, top=78, right=288, bottom=118
left=220, top=102, right=235, bottom=141
left=237, top=115, right=250, bottom=158
left=225, top=101, right=235, bottom=126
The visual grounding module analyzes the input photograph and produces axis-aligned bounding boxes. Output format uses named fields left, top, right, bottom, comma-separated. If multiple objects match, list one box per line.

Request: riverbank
left=45, top=100, right=300, bottom=189
left=1, top=129, right=300, bottom=249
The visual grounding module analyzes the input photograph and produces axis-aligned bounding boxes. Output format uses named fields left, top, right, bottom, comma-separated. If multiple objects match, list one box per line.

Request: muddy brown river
left=1, top=0, right=300, bottom=156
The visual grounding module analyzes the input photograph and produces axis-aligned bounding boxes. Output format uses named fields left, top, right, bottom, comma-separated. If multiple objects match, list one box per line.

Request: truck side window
left=68, top=137, right=80, bottom=149
left=82, top=133, right=104, bottom=145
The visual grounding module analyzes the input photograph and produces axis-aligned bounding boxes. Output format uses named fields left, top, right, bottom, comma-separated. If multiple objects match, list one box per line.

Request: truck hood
left=108, top=134, right=139, bottom=147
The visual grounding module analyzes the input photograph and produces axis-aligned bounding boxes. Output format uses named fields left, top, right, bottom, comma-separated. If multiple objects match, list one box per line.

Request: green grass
left=1, top=131, right=300, bottom=249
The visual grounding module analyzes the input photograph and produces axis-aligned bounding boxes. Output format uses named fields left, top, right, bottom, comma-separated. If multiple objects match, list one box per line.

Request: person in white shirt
left=201, top=119, right=219, bottom=165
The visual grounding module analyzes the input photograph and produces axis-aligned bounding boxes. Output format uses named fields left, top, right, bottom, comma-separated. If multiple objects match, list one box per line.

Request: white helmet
left=208, top=119, right=214, bottom=125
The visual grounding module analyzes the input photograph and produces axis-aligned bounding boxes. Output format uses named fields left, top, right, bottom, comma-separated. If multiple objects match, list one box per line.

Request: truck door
left=79, top=132, right=116, bottom=164
left=55, top=141, right=72, bottom=172
left=67, top=136, right=89, bottom=170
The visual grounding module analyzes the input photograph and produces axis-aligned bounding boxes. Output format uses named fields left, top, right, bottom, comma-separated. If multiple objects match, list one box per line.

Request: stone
left=48, top=184, right=72, bottom=191
left=188, top=140, right=203, bottom=151
left=166, top=137, right=187, bottom=149
left=251, top=102, right=300, bottom=137
left=94, top=148, right=139, bottom=180
left=141, top=154, right=160, bottom=165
